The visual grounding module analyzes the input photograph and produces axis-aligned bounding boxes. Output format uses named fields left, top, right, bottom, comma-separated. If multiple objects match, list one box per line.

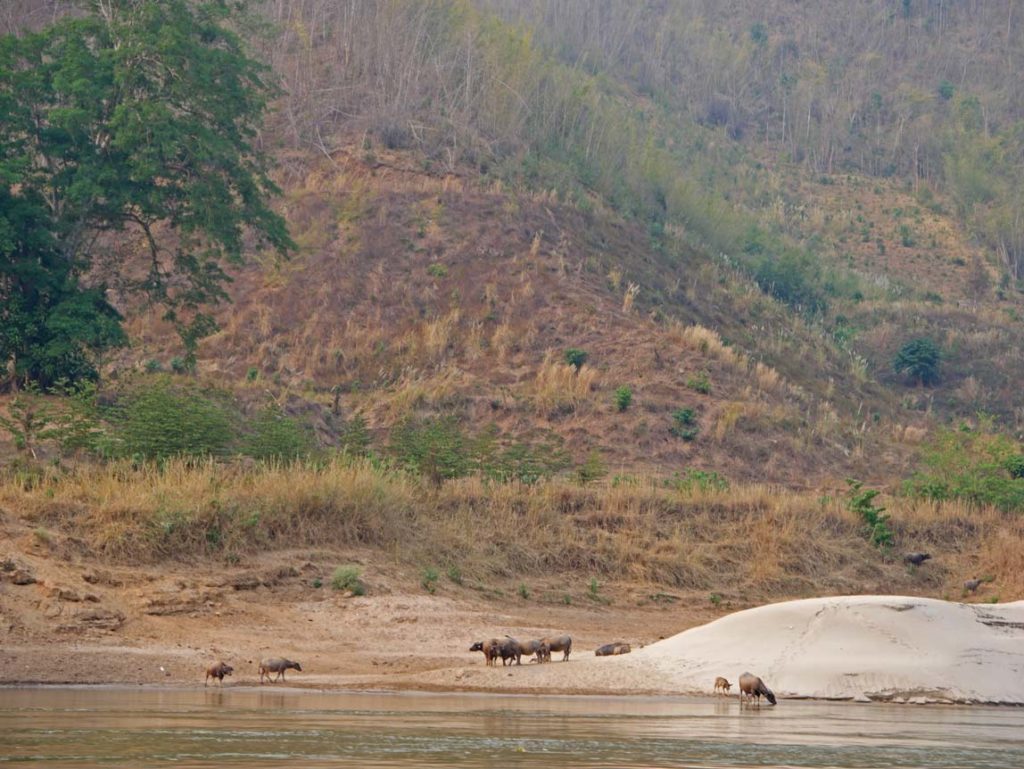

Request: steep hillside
left=114, top=144, right=917, bottom=486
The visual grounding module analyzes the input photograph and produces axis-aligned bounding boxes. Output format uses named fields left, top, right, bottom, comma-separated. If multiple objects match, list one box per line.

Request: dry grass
left=667, top=321, right=742, bottom=368
left=753, top=361, right=782, bottom=393
left=533, top=352, right=598, bottom=415
left=3, top=460, right=1021, bottom=601
left=622, top=282, right=639, bottom=313
left=420, top=309, right=461, bottom=361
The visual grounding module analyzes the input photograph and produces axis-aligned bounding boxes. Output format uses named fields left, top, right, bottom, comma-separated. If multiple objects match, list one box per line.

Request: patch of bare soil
left=0, top=526, right=717, bottom=693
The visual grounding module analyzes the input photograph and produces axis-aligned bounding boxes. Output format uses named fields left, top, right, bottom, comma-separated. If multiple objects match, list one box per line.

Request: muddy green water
left=1, top=687, right=1022, bottom=768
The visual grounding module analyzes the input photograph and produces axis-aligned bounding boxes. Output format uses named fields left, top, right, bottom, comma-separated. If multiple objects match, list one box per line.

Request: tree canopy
left=0, top=0, right=291, bottom=386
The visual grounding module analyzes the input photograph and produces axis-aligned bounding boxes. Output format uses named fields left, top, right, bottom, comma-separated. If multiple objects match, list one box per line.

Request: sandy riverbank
left=3, top=524, right=1021, bottom=703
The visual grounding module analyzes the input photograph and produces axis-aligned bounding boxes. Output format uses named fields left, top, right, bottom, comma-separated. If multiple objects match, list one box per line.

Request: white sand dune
left=424, top=595, right=1024, bottom=704
left=620, top=595, right=1024, bottom=704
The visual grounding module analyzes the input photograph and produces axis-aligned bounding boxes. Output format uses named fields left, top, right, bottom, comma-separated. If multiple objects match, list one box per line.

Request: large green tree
left=0, top=0, right=291, bottom=386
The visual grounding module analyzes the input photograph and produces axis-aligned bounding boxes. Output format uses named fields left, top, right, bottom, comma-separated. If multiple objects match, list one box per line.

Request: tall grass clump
left=535, top=352, right=598, bottom=415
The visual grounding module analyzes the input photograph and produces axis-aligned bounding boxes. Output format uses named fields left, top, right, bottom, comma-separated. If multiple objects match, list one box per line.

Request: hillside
left=2, top=0, right=1024, bottom=604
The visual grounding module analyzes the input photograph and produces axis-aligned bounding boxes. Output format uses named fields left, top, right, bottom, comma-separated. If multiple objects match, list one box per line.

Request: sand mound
left=418, top=595, right=1024, bottom=704
left=623, top=595, right=1024, bottom=704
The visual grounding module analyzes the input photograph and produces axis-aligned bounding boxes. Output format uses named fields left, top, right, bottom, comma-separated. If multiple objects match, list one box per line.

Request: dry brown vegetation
left=3, top=459, right=1021, bottom=602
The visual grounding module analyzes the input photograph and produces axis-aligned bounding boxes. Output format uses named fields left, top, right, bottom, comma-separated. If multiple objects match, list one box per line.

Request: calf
left=205, top=661, right=233, bottom=686
left=470, top=639, right=503, bottom=666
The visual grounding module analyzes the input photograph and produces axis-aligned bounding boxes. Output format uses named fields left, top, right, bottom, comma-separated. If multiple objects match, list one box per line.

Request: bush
left=389, top=416, right=469, bottom=483
left=670, top=408, right=699, bottom=440
left=118, top=378, right=235, bottom=459
left=1006, top=455, right=1024, bottom=480
left=893, top=338, right=941, bottom=386
left=668, top=468, right=728, bottom=492
left=426, top=263, right=448, bottom=278
left=753, top=250, right=828, bottom=314
left=242, top=406, right=312, bottom=461
left=846, top=479, right=893, bottom=548
left=421, top=566, right=439, bottom=593
left=613, top=385, right=633, bottom=412
left=340, top=412, right=372, bottom=457
left=563, top=348, right=588, bottom=368
left=577, top=450, right=607, bottom=484
left=686, top=371, right=711, bottom=394
left=473, top=423, right=570, bottom=484
left=331, top=565, right=366, bottom=595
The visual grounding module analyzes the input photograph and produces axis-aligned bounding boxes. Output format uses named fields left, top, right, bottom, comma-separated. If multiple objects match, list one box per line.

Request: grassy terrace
left=3, top=458, right=1021, bottom=603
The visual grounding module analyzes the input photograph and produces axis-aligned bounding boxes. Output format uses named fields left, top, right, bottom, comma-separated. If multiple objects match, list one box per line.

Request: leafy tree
left=893, top=338, right=941, bottom=386
left=0, top=0, right=291, bottom=385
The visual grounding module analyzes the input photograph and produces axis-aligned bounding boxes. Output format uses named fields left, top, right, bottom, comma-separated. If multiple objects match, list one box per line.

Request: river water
left=1, top=687, right=1021, bottom=768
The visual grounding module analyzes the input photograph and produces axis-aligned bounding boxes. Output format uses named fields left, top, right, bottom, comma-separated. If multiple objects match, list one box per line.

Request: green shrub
left=577, top=450, right=607, bottom=484
left=169, top=357, right=190, bottom=374
left=389, top=416, right=469, bottom=483
left=898, top=223, right=916, bottom=247
left=331, top=565, right=366, bottom=595
left=846, top=479, right=893, bottom=548
left=145, top=359, right=163, bottom=373
left=753, top=250, right=828, bottom=314
left=668, top=468, right=729, bottom=492
left=893, top=338, right=941, bottom=386
left=670, top=408, right=699, bottom=440
left=118, top=378, right=235, bottom=459
left=1006, top=455, right=1024, bottom=480
left=340, top=412, right=372, bottom=457
left=613, top=385, right=633, bottom=412
left=563, top=348, right=588, bottom=368
left=421, top=566, right=439, bottom=593
left=446, top=565, right=463, bottom=585
left=473, top=424, right=571, bottom=484
left=243, top=406, right=312, bottom=461
left=426, top=263, right=448, bottom=278
left=517, top=583, right=530, bottom=599
left=246, top=367, right=259, bottom=382
left=686, top=372, right=711, bottom=394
